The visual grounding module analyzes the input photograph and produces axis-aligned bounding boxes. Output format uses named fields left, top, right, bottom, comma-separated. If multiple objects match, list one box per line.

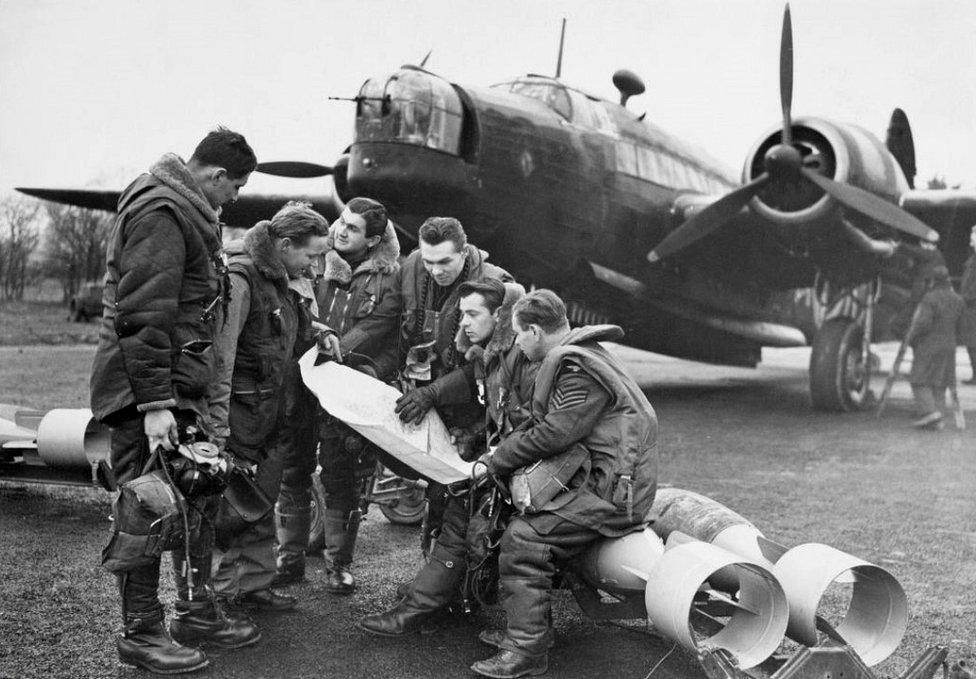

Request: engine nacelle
left=742, top=116, right=911, bottom=225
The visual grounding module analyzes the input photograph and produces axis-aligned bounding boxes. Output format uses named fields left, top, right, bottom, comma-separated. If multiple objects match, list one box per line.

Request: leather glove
left=394, top=385, right=437, bottom=425
left=450, top=427, right=484, bottom=462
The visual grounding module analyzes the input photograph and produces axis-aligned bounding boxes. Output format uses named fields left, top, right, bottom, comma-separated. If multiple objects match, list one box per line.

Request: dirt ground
left=0, top=342, right=973, bottom=679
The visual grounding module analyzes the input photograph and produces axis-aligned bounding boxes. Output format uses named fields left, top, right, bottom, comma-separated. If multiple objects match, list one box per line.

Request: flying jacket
left=90, top=153, right=223, bottom=422
left=317, top=219, right=401, bottom=380
left=430, top=283, right=538, bottom=459
left=399, top=244, right=512, bottom=379
left=398, top=244, right=512, bottom=430
left=487, top=325, right=659, bottom=537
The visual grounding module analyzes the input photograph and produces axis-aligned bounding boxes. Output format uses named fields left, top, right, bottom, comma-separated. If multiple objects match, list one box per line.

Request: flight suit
left=480, top=325, right=658, bottom=669
left=275, top=221, right=401, bottom=589
left=209, top=224, right=310, bottom=601
left=907, top=283, right=964, bottom=421
left=360, top=284, right=537, bottom=634
left=397, top=245, right=513, bottom=546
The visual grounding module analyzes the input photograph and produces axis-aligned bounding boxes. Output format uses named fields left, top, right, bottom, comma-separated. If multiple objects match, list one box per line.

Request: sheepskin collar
left=455, top=282, right=526, bottom=365
left=321, top=219, right=400, bottom=284
left=149, top=153, right=219, bottom=225
left=236, top=221, right=289, bottom=286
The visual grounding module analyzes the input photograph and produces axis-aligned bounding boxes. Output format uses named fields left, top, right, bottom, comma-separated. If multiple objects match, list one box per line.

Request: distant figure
left=907, top=265, right=964, bottom=430
left=956, top=227, right=976, bottom=383
left=90, top=128, right=259, bottom=674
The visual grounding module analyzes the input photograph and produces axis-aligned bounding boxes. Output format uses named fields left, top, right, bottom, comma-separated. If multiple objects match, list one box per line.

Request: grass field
left=0, top=300, right=99, bottom=347
left=0, top=345, right=95, bottom=410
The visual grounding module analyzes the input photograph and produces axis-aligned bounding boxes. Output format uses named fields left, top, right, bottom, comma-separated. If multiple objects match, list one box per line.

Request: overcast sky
left=2, top=0, right=975, bottom=197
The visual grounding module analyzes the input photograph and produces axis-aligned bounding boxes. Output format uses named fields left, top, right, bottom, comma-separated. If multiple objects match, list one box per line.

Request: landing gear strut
left=809, top=280, right=878, bottom=412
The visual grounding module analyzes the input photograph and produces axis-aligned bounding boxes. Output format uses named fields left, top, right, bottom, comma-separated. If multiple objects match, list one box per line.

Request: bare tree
left=926, top=175, right=961, bottom=190
left=0, top=195, right=41, bottom=300
left=43, top=203, right=111, bottom=301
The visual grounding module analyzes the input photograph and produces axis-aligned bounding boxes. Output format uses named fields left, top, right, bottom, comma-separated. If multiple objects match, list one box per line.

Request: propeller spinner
left=647, top=4, right=936, bottom=265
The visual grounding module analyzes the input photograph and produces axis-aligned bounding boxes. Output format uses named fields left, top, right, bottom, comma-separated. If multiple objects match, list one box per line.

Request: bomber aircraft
left=19, top=6, right=976, bottom=412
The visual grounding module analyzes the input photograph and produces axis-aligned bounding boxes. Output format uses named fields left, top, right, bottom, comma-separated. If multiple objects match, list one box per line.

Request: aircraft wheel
left=307, top=473, right=327, bottom=554
left=379, top=485, right=426, bottom=526
left=809, top=317, right=869, bottom=412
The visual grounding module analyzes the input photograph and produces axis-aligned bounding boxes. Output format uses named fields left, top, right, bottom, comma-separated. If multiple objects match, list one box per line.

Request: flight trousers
left=496, top=515, right=601, bottom=656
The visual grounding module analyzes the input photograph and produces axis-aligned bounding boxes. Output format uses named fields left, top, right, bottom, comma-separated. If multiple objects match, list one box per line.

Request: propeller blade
left=800, top=168, right=939, bottom=242
left=780, top=4, right=794, bottom=146
left=648, top=173, right=769, bottom=263
left=256, top=161, right=333, bottom=178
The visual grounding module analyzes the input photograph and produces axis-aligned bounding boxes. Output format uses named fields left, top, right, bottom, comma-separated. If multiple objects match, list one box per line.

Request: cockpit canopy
left=492, top=76, right=615, bottom=133
left=356, top=68, right=463, bottom=154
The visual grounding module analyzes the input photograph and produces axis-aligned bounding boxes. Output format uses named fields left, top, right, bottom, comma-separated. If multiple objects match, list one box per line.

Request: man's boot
left=171, top=550, right=261, bottom=649
left=274, top=506, right=310, bottom=587
left=477, top=627, right=554, bottom=651
left=170, top=599, right=262, bottom=650
left=357, top=544, right=465, bottom=636
left=116, top=568, right=209, bottom=674
left=471, top=577, right=551, bottom=679
left=323, top=508, right=360, bottom=594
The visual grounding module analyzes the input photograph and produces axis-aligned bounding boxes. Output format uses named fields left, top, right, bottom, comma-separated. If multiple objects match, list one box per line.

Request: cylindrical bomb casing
left=36, top=408, right=109, bottom=468
left=650, top=488, right=765, bottom=558
left=644, top=540, right=789, bottom=669
left=774, top=543, right=908, bottom=666
left=578, top=527, right=664, bottom=595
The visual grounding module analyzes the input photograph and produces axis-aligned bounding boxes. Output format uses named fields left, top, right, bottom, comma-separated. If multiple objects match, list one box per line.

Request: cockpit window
left=356, top=69, right=463, bottom=154
left=501, top=79, right=572, bottom=121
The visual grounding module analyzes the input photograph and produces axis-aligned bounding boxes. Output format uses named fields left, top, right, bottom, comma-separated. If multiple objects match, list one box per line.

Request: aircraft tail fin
left=885, top=108, right=916, bottom=189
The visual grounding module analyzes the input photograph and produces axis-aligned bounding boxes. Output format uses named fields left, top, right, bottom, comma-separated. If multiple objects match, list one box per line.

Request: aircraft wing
left=15, top=187, right=340, bottom=228
left=900, top=189, right=976, bottom=236
left=16, top=187, right=120, bottom=212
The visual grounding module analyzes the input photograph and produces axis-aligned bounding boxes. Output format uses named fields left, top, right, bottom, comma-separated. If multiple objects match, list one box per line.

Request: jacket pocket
left=171, top=321, right=215, bottom=398
left=228, top=390, right=277, bottom=461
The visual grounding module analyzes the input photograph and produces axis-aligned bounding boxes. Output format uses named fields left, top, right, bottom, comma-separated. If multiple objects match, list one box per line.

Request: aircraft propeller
left=255, top=161, right=334, bottom=178
left=647, top=4, right=936, bottom=265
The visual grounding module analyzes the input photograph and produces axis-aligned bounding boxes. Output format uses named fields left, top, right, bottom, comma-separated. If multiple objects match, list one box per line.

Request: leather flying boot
left=358, top=544, right=465, bottom=637
left=274, top=506, right=310, bottom=587
left=478, top=628, right=554, bottom=651
left=272, top=559, right=306, bottom=588
left=118, top=619, right=209, bottom=675
left=232, top=588, right=297, bottom=612
left=116, top=566, right=208, bottom=674
left=170, top=599, right=262, bottom=649
left=323, top=508, right=361, bottom=594
left=470, top=649, right=548, bottom=679
left=326, top=563, right=356, bottom=594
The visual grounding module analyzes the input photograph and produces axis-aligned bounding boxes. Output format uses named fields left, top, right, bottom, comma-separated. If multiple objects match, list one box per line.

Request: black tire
left=809, top=317, right=870, bottom=412
left=307, top=473, right=327, bottom=554
left=70, top=304, right=84, bottom=322
left=378, top=484, right=427, bottom=526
